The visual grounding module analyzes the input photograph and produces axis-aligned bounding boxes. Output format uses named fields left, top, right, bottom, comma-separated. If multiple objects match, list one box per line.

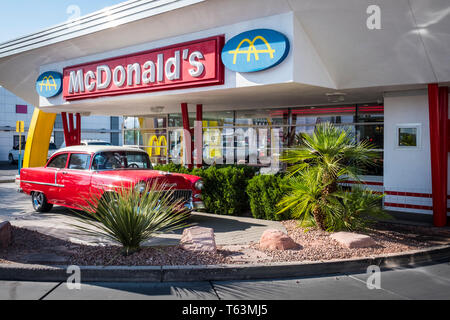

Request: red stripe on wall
left=384, top=191, right=433, bottom=198
left=383, top=202, right=433, bottom=211
left=340, top=180, right=384, bottom=186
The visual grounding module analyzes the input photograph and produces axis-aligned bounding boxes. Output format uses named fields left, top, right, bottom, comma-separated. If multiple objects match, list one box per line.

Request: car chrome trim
left=21, top=180, right=65, bottom=188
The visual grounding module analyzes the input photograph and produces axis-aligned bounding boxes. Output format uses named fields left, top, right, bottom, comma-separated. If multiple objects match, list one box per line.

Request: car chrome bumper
left=193, top=201, right=206, bottom=210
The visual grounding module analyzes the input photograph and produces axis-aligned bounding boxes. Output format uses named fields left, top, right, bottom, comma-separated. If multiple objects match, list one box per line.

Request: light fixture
left=150, top=106, right=165, bottom=113
left=325, top=92, right=347, bottom=103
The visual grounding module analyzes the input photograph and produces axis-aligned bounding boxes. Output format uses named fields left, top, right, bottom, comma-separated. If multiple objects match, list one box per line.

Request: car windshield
left=92, top=151, right=152, bottom=170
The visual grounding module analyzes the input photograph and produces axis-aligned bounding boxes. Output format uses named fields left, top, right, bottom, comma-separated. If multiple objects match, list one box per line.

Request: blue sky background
left=0, top=0, right=126, bottom=43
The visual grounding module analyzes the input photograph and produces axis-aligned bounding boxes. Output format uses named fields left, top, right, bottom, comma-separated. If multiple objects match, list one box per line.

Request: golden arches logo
left=147, top=135, right=167, bottom=157
left=39, top=75, right=58, bottom=92
left=228, top=36, right=275, bottom=64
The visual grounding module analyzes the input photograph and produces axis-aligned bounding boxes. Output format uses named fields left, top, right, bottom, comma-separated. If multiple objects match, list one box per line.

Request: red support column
left=428, top=84, right=448, bottom=227
left=61, top=112, right=81, bottom=147
left=196, top=104, right=203, bottom=168
left=181, top=103, right=193, bottom=169
left=76, top=113, right=81, bottom=146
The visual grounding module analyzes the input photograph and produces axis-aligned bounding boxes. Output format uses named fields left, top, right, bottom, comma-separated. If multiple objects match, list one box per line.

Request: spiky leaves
left=69, top=182, right=191, bottom=255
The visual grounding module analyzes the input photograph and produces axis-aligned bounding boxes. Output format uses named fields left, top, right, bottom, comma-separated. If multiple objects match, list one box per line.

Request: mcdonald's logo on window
left=221, top=29, right=290, bottom=73
left=147, top=135, right=168, bottom=157
left=36, top=71, right=63, bottom=98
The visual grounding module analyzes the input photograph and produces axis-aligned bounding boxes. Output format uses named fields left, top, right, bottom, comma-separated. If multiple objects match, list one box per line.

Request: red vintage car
left=19, top=146, right=205, bottom=213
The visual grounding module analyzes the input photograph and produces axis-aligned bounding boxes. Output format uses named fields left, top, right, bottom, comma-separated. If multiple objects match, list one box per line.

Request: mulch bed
left=1, top=221, right=449, bottom=266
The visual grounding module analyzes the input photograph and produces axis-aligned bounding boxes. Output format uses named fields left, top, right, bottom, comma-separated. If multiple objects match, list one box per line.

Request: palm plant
left=69, top=182, right=191, bottom=255
left=327, top=188, right=389, bottom=231
left=277, top=168, right=331, bottom=230
left=278, top=122, right=379, bottom=231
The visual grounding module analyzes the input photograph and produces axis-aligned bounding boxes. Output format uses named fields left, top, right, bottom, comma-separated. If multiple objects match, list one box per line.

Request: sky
left=0, top=0, right=126, bottom=43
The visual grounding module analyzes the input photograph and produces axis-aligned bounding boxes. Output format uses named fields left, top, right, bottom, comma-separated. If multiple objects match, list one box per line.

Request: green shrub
left=154, top=164, right=256, bottom=216
left=199, top=166, right=251, bottom=215
left=247, top=174, right=291, bottom=221
left=327, top=187, right=390, bottom=231
left=153, top=163, right=191, bottom=174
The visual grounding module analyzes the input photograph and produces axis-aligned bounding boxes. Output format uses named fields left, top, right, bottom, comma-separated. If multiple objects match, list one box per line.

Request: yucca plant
left=69, top=182, right=191, bottom=255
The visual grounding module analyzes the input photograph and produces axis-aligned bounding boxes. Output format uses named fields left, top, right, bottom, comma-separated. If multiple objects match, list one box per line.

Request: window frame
left=395, top=123, right=422, bottom=150
left=46, top=153, right=69, bottom=169
left=67, top=153, right=92, bottom=171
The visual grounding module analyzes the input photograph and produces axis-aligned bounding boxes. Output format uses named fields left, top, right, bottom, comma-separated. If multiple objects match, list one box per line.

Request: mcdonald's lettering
left=63, top=36, right=224, bottom=101
left=36, top=71, right=63, bottom=98
left=222, top=29, right=290, bottom=73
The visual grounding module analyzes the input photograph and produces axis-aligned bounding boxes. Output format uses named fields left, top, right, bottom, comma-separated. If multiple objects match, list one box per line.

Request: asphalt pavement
left=1, top=260, right=449, bottom=300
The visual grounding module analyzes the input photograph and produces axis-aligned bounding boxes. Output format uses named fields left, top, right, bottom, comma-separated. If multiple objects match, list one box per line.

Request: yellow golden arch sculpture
left=23, top=109, right=57, bottom=168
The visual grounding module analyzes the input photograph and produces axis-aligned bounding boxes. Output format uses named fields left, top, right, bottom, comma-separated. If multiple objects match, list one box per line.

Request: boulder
left=180, top=226, right=217, bottom=253
left=330, top=232, right=377, bottom=249
left=259, top=229, right=299, bottom=251
left=0, top=221, right=12, bottom=249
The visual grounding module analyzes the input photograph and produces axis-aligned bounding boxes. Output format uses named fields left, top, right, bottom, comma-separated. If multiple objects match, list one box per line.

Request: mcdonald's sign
left=36, top=71, right=63, bottom=98
left=221, top=29, right=290, bottom=73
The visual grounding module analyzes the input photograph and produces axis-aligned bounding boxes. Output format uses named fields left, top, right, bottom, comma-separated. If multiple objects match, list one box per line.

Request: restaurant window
left=122, top=103, right=384, bottom=176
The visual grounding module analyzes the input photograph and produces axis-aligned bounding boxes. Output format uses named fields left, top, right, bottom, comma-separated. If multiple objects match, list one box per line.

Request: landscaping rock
left=259, top=229, right=299, bottom=251
left=180, top=227, right=217, bottom=253
left=330, top=232, right=377, bottom=249
left=0, top=221, right=12, bottom=249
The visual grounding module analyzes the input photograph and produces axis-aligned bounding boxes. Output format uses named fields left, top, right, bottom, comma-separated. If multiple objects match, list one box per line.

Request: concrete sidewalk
left=1, top=260, right=450, bottom=300
left=0, top=165, right=18, bottom=183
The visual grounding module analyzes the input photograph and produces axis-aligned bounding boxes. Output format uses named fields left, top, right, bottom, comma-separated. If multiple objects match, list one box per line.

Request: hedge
left=153, top=164, right=256, bottom=216
left=246, top=174, right=291, bottom=221
left=153, top=164, right=290, bottom=220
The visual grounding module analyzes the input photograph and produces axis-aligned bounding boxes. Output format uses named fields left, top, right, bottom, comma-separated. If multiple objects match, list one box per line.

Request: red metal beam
left=61, top=112, right=81, bottom=147
left=428, top=84, right=447, bottom=227
left=196, top=104, right=203, bottom=168
left=181, top=103, right=193, bottom=169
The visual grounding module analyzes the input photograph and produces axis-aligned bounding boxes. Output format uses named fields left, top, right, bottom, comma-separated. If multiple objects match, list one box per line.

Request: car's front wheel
left=31, top=192, right=53, bottom=213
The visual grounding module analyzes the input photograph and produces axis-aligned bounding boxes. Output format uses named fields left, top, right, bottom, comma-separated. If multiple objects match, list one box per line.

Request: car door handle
left=62, top=171, right=68, bottom=175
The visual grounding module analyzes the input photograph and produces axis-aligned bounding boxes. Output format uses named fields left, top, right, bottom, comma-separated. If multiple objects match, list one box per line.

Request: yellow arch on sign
left=229, top=36, right=275, bottom=64
left=39, top=75, right=57, bottom=92
left=23, top=109, right=57, bottom=168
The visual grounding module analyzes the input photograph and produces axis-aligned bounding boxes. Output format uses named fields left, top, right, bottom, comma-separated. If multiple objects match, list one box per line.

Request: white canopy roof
left=0, top=0, right=449, bottom=115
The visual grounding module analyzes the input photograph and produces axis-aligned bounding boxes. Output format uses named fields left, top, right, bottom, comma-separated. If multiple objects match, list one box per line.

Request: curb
left=1, top=245, right=449, bottom=282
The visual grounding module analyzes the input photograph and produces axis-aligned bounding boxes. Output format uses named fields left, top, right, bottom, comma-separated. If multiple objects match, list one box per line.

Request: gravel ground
left=1, top=221, right=450, bottom=266
left=239, top=221, right=450, bottom=264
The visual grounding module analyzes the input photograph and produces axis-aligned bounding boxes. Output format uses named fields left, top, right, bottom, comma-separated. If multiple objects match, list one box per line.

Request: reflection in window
left=68, top=154, right=91, bottom=170
left=398, top=128, right=417, bottom=147
left=122, top=104, right=384, bottom=175
left=47, top=154, right=68, bottom=169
